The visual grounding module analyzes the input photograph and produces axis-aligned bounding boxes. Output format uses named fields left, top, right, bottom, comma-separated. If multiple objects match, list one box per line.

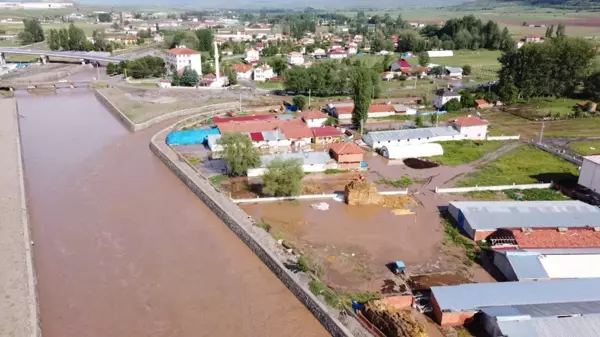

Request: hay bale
left=363, top=300, right=428, bottom=337
left=344, top=180, right=383, bottom=205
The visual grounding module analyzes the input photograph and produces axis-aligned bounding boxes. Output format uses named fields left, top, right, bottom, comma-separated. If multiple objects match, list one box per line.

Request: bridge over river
left=0, top=47, right=127, bottom=64
left=15, top=89, right=328, bottom=337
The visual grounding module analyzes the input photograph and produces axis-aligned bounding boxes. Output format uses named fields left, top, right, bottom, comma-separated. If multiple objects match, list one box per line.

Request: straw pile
left=363, top=300, right=428, bottom=337
left=344, top=179, right=383, bottom=205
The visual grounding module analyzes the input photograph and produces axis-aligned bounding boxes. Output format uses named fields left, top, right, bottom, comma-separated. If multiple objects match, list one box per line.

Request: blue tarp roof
left=166, top=127, right=220, bottom=145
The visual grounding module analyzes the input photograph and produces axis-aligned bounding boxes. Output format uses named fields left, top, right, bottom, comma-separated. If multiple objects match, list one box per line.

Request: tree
left=430, top=66, right=444, bottom=78
left=414, top=115, right=424, bottom=128
left=180, top=68, right=199, bottom=86
left=262, top=158, right=304, bottom=197
left=545, top=25, right=554, bottom=39
left=67, top=23, right=87, bottom=51
left=268, top=56, right=287, bottom=76
left=460, top=91, right=476, bottom=108
left=462, top=64, right=472, bottom=76
left=584, top=71, right=600, bottom=102
left=98, top=13, right=112, bottom=23
left=499, top=82, right=518, bottom=105
left=226, top=68, right=237, bottom=85
left=195, top=29, right=213, bottom=52
left=171, top=72, right=181, bottom=86
left=126, top=56, right=166, bottom=79
left=48, top=29, right=60, bottom=50
left=325, top=116, right=338, bottom=126
left=136, top=37, right=145, bottom=45
left=18, top=19, right=44, bottom=45
left=293, top=95, right=307, bottom=110
left=111, top=22, right=120, bottom=30
left=418, top=52, right=430, bottom=67
left=218, top=133, right=261, bottom=176
left=443, top=98, right=462, bottom=112
left=58, top=28, right=69, bottom=50
left=556, top=24, right=566, bottom=38
left=350, top=66, right=374, bottom=127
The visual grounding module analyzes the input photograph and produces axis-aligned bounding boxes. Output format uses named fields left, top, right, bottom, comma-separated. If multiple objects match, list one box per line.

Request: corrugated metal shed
left=431, top=278, right=600, bottom=312
left=482, top=301, right=600, bottom=318
left=261, top=130, right=285, bottom=141
left=362, top=126, right=459, bottom=143
left=258, top=152, right=333, bottom=167
left=504, top=252, right=549, bottom=280
left=449, top=200, right=600, bottom=230
left=497, top=314, right=600, bottom=337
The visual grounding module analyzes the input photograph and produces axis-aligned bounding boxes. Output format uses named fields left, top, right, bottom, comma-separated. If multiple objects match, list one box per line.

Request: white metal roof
left=449, top=200, right=600, bottom=230
left=259, top=152, right=333, bottom=167
left=497, top=314, right=600, bottom=337
left=584, top=155, right=600, bottom=165
left=362, top=126, right=459, bottom=143
left=539, top=254, right=600, bottom=279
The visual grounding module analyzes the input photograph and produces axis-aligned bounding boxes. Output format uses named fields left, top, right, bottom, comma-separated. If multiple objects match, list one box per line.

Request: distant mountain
left=462, top=0, right=600, bottom=8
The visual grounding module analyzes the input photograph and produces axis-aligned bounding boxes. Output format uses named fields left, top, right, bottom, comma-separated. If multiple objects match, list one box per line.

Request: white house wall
left=458, top=125, right=488, bottom=140
left=579, top=159, right=600, bottom=192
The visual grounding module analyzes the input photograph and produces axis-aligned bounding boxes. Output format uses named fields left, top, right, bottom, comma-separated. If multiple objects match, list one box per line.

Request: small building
left=247, top=152, right=337, bottom=177
left=286, top=52, right=304, bottom=65
left=245, top=48, right=260, bottom=62
left=362, top=127, right=460, bottom=150
left=426, top=50, right=454, bottom=57
left=390, top=58, right=411, bottom=72
left=475, top=99, right=493, bottom=109
left=445, top=66, right=463, bottom=78
left=280, top=124, right=313, bottom=146
left=381, top=72, right=394, bottom=81
left=299, top=110, right=328, bottom=127
left=212, top=114, right=276, bottom=124
left=313, top=48, right=327, bottom=59
left=157, top=79, right=172, bottom=88
left=329, top=142, right=364, bottom=169
left=380, top=143, right=443, bottom=159
left=430, top=278, right=600, bottom=326
left=433, top=88, right=461, bottom=109
left=331, top=104, right=396, bottom=120
left=231, top=63, right=254, bottom=80
left=576, top=100, right=598, bottom=113
left=311, top=126, right=344, bottom=144
left=393, top=104, right=417, bottom=115
left=579, top=155, right=600, bottom=193
left=447, top=200, right=600, bottom=241
left=253, top=64, right=275, bottom=81
left=448, top=115, right=489, bottom=140
left=249, top=130, right=290, bottom=148
left=525, top=35, right=543, bottom=43
left=328, top=49, right=348, bottom=59
left=164, top=46, right=202, bottom=76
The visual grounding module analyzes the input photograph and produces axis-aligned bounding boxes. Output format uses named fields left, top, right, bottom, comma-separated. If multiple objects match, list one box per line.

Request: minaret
left=214, top=41, right=220, bottom=85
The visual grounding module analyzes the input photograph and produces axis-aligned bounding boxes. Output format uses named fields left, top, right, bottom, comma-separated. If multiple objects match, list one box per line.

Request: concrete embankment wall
left=149, top=123, right=354, bottom=337
left=0, top=98, right=41, bottom=337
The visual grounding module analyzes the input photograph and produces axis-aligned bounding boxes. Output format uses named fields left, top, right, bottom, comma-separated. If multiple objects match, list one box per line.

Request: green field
left=255, top=81, right=284, bottom=90
left=0, top=22, right=108, bottom=36
left=458, top=145, right=579, bottom=186
left=487, top=112, right=600, bottom=138
left=430, top=140, right=506, bottom=166
left=567, top=141, right=600, bottom=155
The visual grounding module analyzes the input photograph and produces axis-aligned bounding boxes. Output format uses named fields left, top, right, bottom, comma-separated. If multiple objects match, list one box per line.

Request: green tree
left=48, top=29, right=60, bottom=50
left=293, top=95, right=307, bottom=110
left=226, top=68, right=237, bottom=85
left=262, top=158, right=304, bottom=197
left=180, top=68, right=199, bottom=86
left=460, top=91, right=476, bottom=108
left=136, top=37, right=145, bottom=45
left=195, top=29, right=213, bottom=52
left=325, top=116, right=338, bottom=126
left=545, top=25, right=554, bottom=39
left=67, top=23, right=87, bottom=51
left=584, top=71, right=600, bottom=102
left=443, top=98, right=462, bottom=112
left=418, top=52, right=430, bottom=67
left=171, top=72, right=181, bottom=86
left=431, top=66, right=444, bottom=78
left=414, top=115, right=424, bottom=128
left=58, top=28, right=69, bottom=50
left=499, top=82, right=518, bottom=105
left=268, top=56, right=287, bottom=76
left=462, top=64, right=472, bottom=76
left=350, top=66, right=374, bottom=127
left=98, top=13, right=112, bottom=23
left=218, top=133, right=261, bottom=176
left=556, top=24, right=566, bottom=38
left=18, top=19, right=44, bottom=45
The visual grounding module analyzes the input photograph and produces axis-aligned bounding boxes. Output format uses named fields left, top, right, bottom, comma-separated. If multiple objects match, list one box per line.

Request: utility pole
left=96, top=62, right=100, bottom=80
left=435, top=111, right=439, bottom=127
left=239, top=91, right=242, bottom=112
left=539, top=122, right=545, bottom=143
left=308, top=89, right=311, bottom=109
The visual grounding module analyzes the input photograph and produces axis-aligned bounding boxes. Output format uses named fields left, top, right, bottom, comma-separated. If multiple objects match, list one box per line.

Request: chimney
left=214, top=41, right=220, bottom=84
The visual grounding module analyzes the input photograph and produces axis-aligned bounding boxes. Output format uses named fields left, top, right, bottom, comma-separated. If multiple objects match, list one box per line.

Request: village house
left=244, top=48, right=260, bottom=62
left=444, top=66, right=463, bottom=78
left=231, top=64, right=254, bottom=80
left=247, top=152, right=337, bottom=177
left=157, top=79, right=171, bottom=88
left=347, top=46, right=358, bottom=55
left=525, top=35, right=543, bottom=43
left=200, top=72, right=228, bottom=87
left=327, top=104, right=396, bottom=120
left=362, top=127, right=460, bottom=150
left=329, top=142, right=365, bottom=169
left=253, top=64, right=275, bottom=81
left=381, top=72, right=394, bottom=81
left=299, top=110, right=328, bottom=127
left=328, top=49, right=348, bottom=59
left=280, top=124, right=313, bottom=146
left=433, top=88, right=461, bottom=109
left=164, top=46, right=202, bottom=75
left=475, top=99, right=493, bottom=109
left=390, top=58, right=411, bottom=72
left=286, top=52, right=304, bottom=65
left=311, top=126, right=344, bottom=144
left=448, top=115, right=489, bottom=140
left=312, top=48, right=327, bottom=59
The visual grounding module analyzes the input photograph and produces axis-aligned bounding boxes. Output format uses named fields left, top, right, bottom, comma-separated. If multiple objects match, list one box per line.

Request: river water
left=17, top=90, right=327, bottom=337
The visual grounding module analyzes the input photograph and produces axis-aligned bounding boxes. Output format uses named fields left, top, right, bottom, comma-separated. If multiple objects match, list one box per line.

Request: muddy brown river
left=17, top=90, right=327, bottom=337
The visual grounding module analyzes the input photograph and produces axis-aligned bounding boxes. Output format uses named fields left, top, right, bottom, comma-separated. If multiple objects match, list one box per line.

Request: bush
left=462, top=64, right=472, bottom=76
left=444, top=98, right=462, bottom=112
left=293, top=95, right=307, bottom=110
left=262, top=158, right=304, bottom=196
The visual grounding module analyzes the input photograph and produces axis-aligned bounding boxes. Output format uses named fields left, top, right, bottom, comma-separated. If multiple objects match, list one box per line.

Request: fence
left=435, top=183, right=553, bottom=194
left=232, top=189, right=409, bottom=203
left=530, top=141, right=583, bottom=166
left=486, top=135, right=520, bottom=141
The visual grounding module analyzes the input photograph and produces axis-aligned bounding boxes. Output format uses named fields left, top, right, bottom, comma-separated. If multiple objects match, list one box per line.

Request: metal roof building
left=491, top=314, right=600, bottom=337
left=494, top=251, right=600, bottom=281
left=362, top=126, right=460, bottom=149
left=447, top=200, right=600, bottom=240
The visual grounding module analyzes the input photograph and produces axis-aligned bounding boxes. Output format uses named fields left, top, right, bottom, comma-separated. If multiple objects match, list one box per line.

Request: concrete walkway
left=0, top=98, right=39, bottom=337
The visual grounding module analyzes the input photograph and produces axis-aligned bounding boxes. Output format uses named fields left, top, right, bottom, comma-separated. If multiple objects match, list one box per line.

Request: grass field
left=255, top=81, right=284, bottom=90
left=458, top=145, right=579, bottom=186
left=567, top=141, right=600, bottom=155
left=486, top=112, right=600, bottom=138
left=431, top=140, right=506, bottom=166
left=0, top=22, right=108, bottom=36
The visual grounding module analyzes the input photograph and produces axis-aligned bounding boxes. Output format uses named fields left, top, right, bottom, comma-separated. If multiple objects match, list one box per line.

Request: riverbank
left=0, top=98, right=40, bottom=337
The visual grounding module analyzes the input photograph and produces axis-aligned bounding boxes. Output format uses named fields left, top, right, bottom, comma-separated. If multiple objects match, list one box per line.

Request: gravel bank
left=0, top=98, right=40, bottom=337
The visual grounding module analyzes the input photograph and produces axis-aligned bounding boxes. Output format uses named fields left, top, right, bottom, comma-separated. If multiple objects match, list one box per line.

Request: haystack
left=344, top=177, right=383, bottom=205
left=363, top=300, right=428, bottom=337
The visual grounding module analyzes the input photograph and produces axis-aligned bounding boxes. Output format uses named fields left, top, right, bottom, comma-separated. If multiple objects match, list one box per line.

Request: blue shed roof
left=431, top=278, right=600, bottom=312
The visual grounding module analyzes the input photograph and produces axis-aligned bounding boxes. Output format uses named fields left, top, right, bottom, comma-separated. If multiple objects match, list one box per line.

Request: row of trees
left=497, top=35, right=597, bottom=104
left=106, top=56, right=166, bottom=79
left=421, top=16, right=514, bottom=51
left=168, top=29, right=214, bottom=54
left=47, top=24, right=87, bottom=51
left=19, top=19, right=45, bottom=45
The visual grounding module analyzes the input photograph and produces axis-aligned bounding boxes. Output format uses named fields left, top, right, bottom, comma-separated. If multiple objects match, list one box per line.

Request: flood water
left=17, top=90, right=327, bottom=337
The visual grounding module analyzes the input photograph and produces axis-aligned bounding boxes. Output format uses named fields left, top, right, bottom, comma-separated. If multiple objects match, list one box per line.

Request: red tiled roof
left=475, top=99, right=492, bottom=107
left=280, top=124, right=313, bottom=139
left=212, top=114, right=276, bottom=124
left=167, top=47, right=200, bottom=55
left=335, top=104, right=395, bottom=115
left=216, top=118, right=304, bottom=134
left=329, top=50, right=347, bottom=55
left=450, top=116, right=489, bottom=127
left=311, top=126, right=343, bottom=138
left=511, top=228, right=600, bottom=249
left=299, top=110, right=326, bottom=120
left=249, top=132, right=264, bottom=142
left=329, top=142, right=364, bottom=155
left=231, top=64, right=253, bottom=73
left=397, top=59, right=411, bottom=67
